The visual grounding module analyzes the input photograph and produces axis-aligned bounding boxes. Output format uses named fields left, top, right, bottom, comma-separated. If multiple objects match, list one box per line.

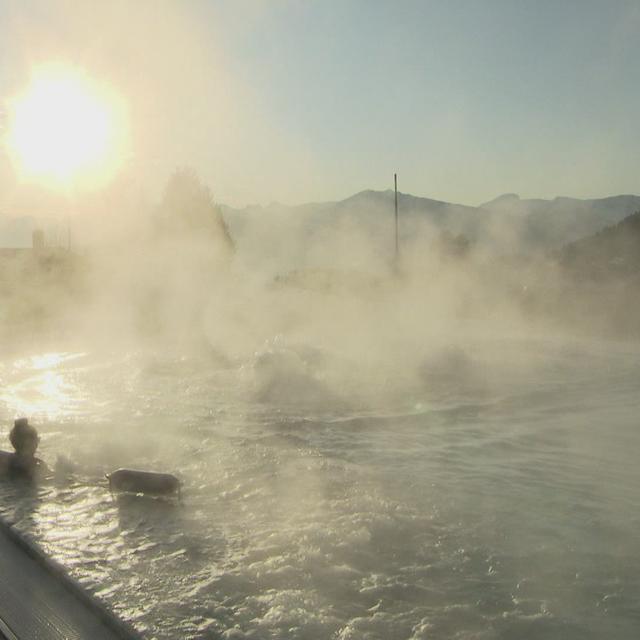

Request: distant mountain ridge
left=221, top=190, right=640, bottom=270
left=559, top=209, right=640, bottom=280
left=479, top=193, right=640, bottom=249
left=2, top=189, right=639, bottom=260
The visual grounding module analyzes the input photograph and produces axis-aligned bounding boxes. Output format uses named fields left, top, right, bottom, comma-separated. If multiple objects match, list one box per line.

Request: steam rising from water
left=1, top=337, right=639, bottom=639
left=0, top=5, right=638, bottom=639
left=1, top=132, right=639, bottom=639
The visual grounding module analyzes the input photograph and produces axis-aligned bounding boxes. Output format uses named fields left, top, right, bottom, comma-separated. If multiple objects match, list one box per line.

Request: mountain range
left=2, top=189, right=640, bottom=262
left=220, top=190, right=640, bottom=271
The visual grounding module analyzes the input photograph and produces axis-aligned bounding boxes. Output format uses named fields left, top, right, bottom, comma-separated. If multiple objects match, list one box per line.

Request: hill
left=221, top=190, right=640, bottom=273
left=558, top=209, right=640, bottom=280
left=480, top=193, right=640, bottom=251
left=3, top=189, right=640, bottom=273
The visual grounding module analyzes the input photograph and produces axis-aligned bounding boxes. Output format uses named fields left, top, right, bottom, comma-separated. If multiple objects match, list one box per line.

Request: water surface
left=0, top=336, right=639, bottom=639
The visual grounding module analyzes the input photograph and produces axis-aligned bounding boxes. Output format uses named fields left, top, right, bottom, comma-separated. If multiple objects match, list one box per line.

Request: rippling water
left=0, top=336, right=639, bottom=639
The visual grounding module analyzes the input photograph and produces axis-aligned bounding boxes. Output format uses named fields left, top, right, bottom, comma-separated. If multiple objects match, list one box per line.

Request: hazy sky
left=1, top=0, right=639, bottom=207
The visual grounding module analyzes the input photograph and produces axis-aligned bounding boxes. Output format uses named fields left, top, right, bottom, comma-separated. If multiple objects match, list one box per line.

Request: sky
left=0, top=0, right=639, bottom=208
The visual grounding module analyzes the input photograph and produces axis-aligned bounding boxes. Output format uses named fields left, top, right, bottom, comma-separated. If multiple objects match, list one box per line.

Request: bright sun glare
left=5, top=65, right=128, bottom=189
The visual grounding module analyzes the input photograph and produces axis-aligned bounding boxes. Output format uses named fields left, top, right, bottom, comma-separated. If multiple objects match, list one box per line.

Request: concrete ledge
left=0, top=513, right=143, bottom=639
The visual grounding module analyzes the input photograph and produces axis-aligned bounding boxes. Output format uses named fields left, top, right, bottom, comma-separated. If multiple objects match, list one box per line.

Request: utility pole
left=394, top=173, right=399, bottom=268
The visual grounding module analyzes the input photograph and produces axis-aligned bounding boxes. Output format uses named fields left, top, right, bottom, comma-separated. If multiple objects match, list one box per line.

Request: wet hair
left=9, top=418, right=39, bottom=453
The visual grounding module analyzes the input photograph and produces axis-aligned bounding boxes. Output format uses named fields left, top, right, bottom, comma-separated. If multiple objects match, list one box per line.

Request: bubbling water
left=0, top=337, right=639, bottom=639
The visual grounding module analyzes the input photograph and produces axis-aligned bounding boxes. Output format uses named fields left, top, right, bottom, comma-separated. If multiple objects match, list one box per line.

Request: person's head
left=10, top=418, right=40, bottom=456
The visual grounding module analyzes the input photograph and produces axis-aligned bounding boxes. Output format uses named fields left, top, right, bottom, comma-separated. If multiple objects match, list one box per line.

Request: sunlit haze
left=1, top=4, right=640, bottom=640
left=6, top=64, right=128, bottom=189
left=1, top=1, right=639, bottom=207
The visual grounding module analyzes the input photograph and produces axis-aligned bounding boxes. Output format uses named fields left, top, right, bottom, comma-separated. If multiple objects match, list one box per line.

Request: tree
left=158, top=167, right=233, bottom=253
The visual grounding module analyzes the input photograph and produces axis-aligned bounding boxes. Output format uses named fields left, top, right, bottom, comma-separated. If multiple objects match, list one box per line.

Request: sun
left=5, top=64, right=128, bottom=189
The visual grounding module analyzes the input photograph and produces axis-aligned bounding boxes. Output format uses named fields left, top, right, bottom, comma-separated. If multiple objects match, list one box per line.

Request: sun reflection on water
left=1, top=352, right=86, bottom=419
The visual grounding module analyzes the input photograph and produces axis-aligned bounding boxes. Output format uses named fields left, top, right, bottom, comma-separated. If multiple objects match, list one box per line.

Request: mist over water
left=1, top=4, right=640, bottom=637
left=0, top=332, right=639, bottom=639
left=2, top=189, right=640, bottom=638
left=1, top=167, right=640, bottom=640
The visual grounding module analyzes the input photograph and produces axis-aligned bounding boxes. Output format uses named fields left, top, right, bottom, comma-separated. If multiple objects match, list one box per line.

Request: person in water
left=0, top=418, right=49, bottom=481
